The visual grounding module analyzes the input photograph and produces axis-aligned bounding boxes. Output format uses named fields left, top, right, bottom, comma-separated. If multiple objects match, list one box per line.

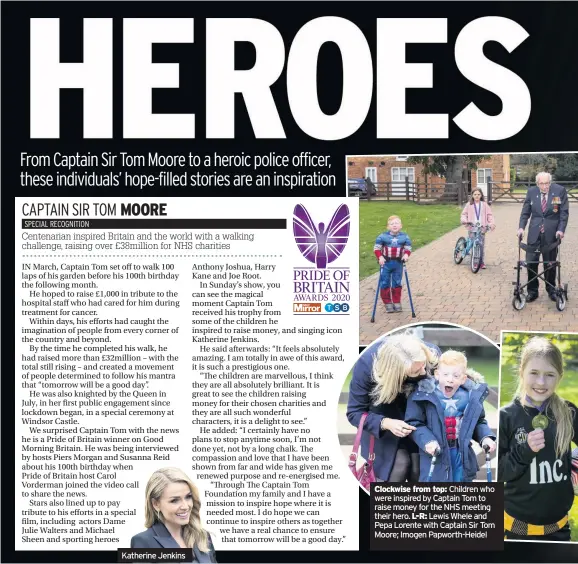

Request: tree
left=501, top=332, right=578, bottom=377
left=513, top=154, right=557, bottom=182
left=553, top=154, right=578, bottom=181
left=511, top=154, right=556, bottom=170
left=406, top=155, right=486, bottom=185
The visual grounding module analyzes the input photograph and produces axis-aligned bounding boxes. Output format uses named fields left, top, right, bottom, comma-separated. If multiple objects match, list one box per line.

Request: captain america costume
left=434, top=386, right=469, bottom=482
left=373, top=231, right=412, bottom=305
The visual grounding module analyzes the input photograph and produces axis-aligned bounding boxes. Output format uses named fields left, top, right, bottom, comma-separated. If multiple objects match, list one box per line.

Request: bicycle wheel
left=454, top=237, right=466, bottom=265
left=471, top=240, right=482, bottom=273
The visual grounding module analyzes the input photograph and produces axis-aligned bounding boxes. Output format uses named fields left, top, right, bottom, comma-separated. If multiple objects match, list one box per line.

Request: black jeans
left=505, top=522, right=571, bottom=542
left=526, top=233, right=557, bottom=295
left=377, top=441, right=420, bottom=483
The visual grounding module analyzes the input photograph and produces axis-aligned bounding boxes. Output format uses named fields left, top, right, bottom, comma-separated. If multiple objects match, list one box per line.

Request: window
left=396, top=155, right=409, bottom=162
left=391, top=167, right=415, bottom=182
left=365, top=167, right=377, bottom=183
left=477, top=168, right=492, bottom=184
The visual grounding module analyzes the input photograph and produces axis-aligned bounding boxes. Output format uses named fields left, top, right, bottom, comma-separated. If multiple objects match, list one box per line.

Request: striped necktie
left=541, top=194, right=547, bottom=232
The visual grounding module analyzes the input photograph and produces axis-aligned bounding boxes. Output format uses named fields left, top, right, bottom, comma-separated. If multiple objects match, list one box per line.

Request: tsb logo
left=324, top=303, right=350, bottom=313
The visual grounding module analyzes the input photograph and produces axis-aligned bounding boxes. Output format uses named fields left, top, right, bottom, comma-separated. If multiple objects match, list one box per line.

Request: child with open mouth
left=405, top=350, right=496, bottom=482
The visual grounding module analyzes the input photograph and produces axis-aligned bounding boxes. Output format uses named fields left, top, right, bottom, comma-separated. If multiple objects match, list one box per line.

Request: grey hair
left=536, top=171, right=552, bottom=184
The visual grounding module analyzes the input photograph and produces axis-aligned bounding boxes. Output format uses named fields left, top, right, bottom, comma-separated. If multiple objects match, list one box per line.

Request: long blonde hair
left=144, top=467, right=210, bottom=552
left=371, top=334, right=438, bottom=405
left=515, top=337, right=574, bottom=458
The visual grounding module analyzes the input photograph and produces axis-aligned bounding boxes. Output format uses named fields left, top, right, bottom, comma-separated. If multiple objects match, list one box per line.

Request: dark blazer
left=519, top=183, right=569, bottom=245
left=405, top=376, right=495, bottom=482
left=346, top=337, right=441, bottom=481
left=130, top=522, right=217, bottom=563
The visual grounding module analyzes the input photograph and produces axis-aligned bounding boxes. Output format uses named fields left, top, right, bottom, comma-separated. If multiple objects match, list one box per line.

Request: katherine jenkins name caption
left=370, top=483, right=504, bottom=551
left=117, top=548, right=192, bottom=562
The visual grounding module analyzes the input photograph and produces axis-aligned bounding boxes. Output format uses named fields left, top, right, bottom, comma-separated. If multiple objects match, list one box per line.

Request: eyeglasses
left=538, top=182, right=551, bottom=186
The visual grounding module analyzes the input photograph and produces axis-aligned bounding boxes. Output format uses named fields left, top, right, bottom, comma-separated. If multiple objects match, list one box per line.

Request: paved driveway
left=360, top=203, right=578, bottom=344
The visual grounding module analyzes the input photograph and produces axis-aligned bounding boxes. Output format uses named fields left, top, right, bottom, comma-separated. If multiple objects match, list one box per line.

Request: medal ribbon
left=525, top=395, right=548, bottom=414
left=474, top=203, right=481, bottom=222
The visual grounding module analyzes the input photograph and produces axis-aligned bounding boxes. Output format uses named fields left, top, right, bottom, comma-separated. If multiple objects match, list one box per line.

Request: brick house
left=347, top=154, right=510, bottom=198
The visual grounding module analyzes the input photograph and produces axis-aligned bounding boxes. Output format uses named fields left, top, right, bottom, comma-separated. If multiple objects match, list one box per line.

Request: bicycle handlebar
left=468, top=225, right=492, bottom=233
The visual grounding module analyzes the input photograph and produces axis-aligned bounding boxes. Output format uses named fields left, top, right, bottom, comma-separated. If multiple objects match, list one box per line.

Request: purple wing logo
left=293, top=204, right=350, bottom=268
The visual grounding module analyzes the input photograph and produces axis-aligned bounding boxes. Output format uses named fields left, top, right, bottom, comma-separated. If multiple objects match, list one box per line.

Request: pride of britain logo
left=292, top=203, right=351, bottom=314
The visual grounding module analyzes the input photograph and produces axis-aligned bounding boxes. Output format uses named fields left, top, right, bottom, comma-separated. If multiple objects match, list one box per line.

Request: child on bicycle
left=499, top=336, right=578, bottom=542
left=461, top=188, right=496, bottom=269
left=373, top=215, right=411, bottom=313
left=405, top=350, right=496, bottom=482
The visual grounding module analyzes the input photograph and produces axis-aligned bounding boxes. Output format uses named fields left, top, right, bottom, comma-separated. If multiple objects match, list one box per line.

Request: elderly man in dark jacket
left=517, top=172, right=569, bottom=302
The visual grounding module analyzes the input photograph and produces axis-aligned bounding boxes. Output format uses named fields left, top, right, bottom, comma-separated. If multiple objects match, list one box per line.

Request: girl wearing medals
left=498, top=337, right=578, bottom=542
left=460, top=188, right=495, bottom=269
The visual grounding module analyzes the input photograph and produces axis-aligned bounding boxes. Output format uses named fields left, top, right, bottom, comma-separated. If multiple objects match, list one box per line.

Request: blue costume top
left=435, top=387, right=469, bottom=443
left=374, top=231, right=412, bottom=259
left=435, top=387, right=469, bottom=417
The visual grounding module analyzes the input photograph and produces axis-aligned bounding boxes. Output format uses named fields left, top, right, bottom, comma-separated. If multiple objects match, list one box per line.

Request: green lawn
left=359, top=201, right=462, bottom=279
left=471, top=357, right=499, bottom=389
left=499, top=333, right=578, bottom=541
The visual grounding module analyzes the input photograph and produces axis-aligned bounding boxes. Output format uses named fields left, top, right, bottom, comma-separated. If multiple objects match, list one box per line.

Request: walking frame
left=512, top=235, right=568, bottom=312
